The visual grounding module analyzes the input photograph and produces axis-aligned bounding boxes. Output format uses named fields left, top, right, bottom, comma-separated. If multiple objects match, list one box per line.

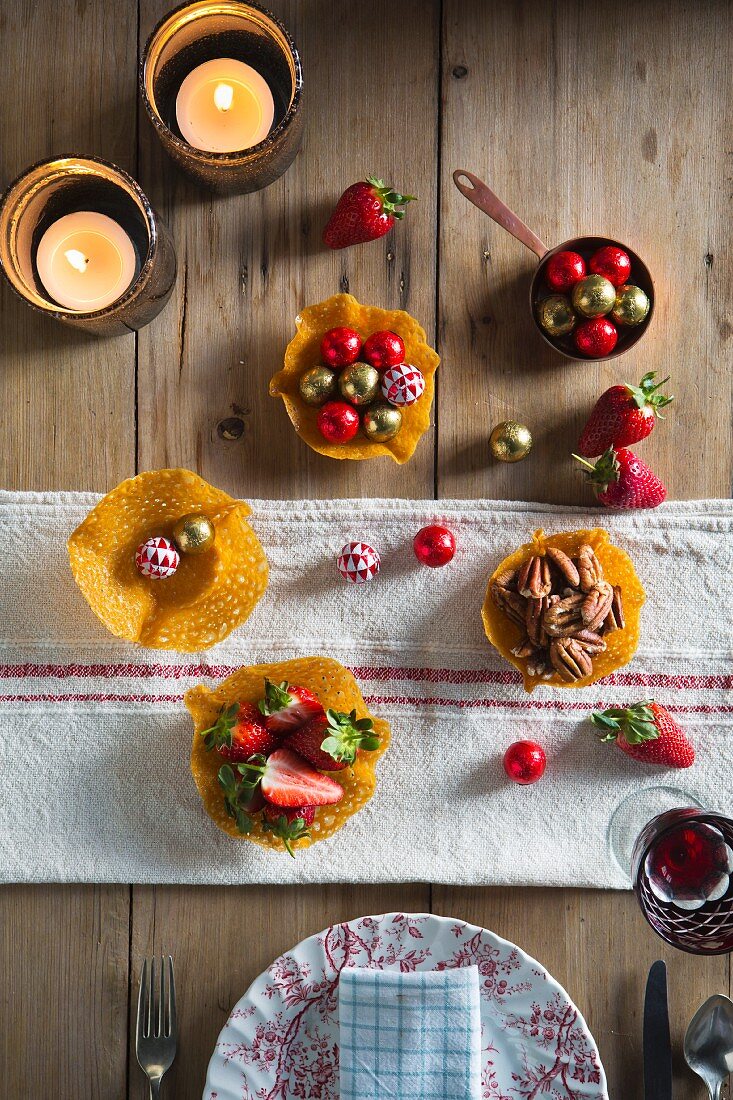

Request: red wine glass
left=631, top=808, right=733, bottom=954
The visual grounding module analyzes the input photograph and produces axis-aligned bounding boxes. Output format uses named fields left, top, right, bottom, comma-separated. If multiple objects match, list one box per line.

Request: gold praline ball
left=537, top=295, right=576, bottom=337
left=571, top=274, right=616, bottom=318
left=338, top=362, right=380, bottom=406
left=171, top=512, right=215, bottom=555
left=299, top=365, right=337, bottom=406
left=362, top=401, right=403, bottom=442
left=611, top=284, right=650, bottom=326
left=489, top=420, right=533, bottom=463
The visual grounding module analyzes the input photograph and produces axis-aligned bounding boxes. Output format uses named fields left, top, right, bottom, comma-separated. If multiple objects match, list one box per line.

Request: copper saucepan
left=453, top=169, right=654, bottom=362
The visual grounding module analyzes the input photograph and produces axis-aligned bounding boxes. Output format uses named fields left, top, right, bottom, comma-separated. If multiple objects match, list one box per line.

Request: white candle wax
left=36, top=211, right=137, bottom=312
left=175, top=57, right=275, bottom=153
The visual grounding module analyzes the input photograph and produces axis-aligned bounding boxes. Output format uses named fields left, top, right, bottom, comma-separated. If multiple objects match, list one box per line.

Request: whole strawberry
left=201, top=701, right=279, bottom=762
left=578, top=372, right=673, bottom=457
left=591, top=701, right=695, bottom=768
left=285, top=708, right=380, bottom=771
left=574, top=447, right=667, bottom=509
left=323, top=176, right=416, bottom=249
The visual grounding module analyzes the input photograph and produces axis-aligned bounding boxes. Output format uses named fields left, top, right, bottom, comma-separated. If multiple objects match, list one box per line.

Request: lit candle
left=175, top=58, right=275, bottom=153
left=36, top=211, right=137, bottom=312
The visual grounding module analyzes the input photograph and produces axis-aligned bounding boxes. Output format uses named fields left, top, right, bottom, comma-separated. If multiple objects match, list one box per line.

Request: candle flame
left=64, top=249, right=89, bottom=273
left=213, top=82, right=235, bottom=112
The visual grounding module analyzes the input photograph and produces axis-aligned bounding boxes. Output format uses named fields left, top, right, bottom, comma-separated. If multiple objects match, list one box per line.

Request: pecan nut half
left=516, top=555, right=552, bottom=599
left=544, top=546, right=581, bottom=588
left=572, top=629, right=607, bottom=655
left=602, top=585, right=625, bottom=633
left=493, top=567, right=517, bottom=592
left=526, top=595, right=549, bottom=645
left=543, top=592, right=585, bottom=637
left=550, top=638, right=594, bottom=682
left=577, top=544, right=604, bottom=592
left=490, top=584, right=527, bottom=627
left=511, top=636, right=539, bottom=659
left=581, top=580, right=614, bottom=631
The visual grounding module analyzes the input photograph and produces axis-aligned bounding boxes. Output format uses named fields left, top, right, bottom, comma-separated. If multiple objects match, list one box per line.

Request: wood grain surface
left=0, top=1, right=730, bottom=1098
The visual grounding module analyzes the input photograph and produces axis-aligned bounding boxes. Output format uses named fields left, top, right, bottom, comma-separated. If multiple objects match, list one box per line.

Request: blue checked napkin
left=338, top=966, right=482, bottom=1099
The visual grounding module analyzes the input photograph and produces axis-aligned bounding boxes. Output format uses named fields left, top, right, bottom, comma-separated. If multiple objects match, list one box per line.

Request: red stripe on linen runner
left=0, top=692, right=730, bottom=715
left=0, top=664, right=730, bottom=691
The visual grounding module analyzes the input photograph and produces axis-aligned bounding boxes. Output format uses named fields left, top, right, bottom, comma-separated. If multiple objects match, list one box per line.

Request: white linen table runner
left=0, top=491, right=730, bottom=887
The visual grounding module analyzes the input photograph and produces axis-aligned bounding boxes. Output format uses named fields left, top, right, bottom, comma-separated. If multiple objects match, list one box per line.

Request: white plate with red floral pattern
left=203, top=912, right=607, bottom=1100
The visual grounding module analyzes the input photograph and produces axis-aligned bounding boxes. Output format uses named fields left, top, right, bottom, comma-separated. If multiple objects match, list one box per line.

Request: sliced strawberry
left=258, top=679, right=325, bottom=734
left=285, top=708, right=381, bottom=771
left=239, top=748, right=343, bottom=808
left=201, top=701, right=279, bottom=762
left=262, top=804, right=316, bottom=857
left=218, top=763, right=266, bottom=835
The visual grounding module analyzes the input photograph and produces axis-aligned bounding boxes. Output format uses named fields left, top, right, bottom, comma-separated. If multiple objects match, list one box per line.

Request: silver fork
left=136, top=955, right=177, bottom=1099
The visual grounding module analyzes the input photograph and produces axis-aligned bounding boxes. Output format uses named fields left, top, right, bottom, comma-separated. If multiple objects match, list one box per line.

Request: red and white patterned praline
left=380, top=363, right=425, bottom=407
left=337, top=541, right=380, bottom=584
left=135, top=536, right=180, bottom=579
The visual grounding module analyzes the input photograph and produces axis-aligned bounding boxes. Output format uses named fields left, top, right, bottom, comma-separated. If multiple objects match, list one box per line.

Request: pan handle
left=453, top=170, right=549, bottom=261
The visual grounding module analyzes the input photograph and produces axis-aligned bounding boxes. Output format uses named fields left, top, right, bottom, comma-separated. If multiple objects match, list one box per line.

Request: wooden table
left=1, top=1, right=731, bottom=1096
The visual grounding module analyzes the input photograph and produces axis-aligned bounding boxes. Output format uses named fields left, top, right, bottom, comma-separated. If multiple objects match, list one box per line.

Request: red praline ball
left=503, top=740, right=547, bottom=785
left=413, top=525, right=456, bottom=567
left=316, top=400, right=360, bottom=442
left=544, top=250, right=586, bottom=293
left=574, top=317, right=618, bottom=358
left=589, top=245, right=632, bottom=288
left=320, top=327, right=362, bottom=369
left=362, top=330, right=405, bottom=371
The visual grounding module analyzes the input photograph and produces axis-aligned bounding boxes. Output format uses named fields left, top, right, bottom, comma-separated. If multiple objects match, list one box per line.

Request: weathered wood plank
left=438, top=0, right=733, bottom=503
left=0, top=0, right=138, bottom=492
left=0, top=3, right=137, bottom=1097
left=0, top=885, right=131, bottom=1100
left=128, top=883, right=430, bottom=1099
left=135, top=0, right=441, bottom=500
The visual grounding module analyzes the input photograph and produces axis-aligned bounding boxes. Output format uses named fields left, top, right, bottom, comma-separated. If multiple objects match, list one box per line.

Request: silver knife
left=644, top=960, right=672, bottom=1100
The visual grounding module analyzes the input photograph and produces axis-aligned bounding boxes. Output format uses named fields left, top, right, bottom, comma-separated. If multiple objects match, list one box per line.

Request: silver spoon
left=683, top=994, right=733, bottom=1100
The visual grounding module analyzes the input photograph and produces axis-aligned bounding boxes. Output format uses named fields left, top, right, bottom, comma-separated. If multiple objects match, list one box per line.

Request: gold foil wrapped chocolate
left=489, top=420, right=533, bottom=463
left=611, top=284, right=650, bottom=326
left=537, top=295, right=576, bottom=337
left=571, top=274, right=616, bottom=318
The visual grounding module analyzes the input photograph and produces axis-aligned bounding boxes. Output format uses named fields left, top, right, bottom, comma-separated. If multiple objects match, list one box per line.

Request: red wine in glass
left=631, top=809, right=733, bottom=954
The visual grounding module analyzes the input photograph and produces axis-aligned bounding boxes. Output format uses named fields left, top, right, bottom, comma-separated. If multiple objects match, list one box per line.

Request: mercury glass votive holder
left=0, top=155, right=177, bottom=337
left=140, top=0, right=303, bottom=194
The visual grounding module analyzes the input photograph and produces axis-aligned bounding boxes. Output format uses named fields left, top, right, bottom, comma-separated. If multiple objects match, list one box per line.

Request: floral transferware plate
left=203, top=912, right=607, bottom=1100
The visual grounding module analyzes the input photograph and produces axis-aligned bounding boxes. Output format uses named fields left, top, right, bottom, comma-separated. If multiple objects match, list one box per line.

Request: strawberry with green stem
left=262, top=804, right=315, bottom=857
left=218, top=763, right=266, bottom=835
left=591, top=700, right=695, bottom=768
left=285, top=708, right=380, bottom=771
left=258, top=679, right=324, bottom=734
left=236, top=747, right=344, bottom=808
left=577, top=372, right=674, bottom=457
left=323, top=177, right=416, bottom=249
left=574, top=447, right=667, bottom=508
left=201, top=701, right=279, bottom=761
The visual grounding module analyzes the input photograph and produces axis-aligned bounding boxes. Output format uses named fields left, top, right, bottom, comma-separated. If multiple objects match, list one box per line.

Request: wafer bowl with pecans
left=482, top=528, right=645, bottom=692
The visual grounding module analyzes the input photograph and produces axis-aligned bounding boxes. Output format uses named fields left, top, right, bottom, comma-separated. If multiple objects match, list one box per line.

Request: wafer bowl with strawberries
left=186, top=657, right=390, bottom=855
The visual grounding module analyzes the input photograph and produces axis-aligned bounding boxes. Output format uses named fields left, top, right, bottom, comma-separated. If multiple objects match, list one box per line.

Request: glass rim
left=139, top=0, right=304, bottom=165
left=0, top=153, right=161, bottom=320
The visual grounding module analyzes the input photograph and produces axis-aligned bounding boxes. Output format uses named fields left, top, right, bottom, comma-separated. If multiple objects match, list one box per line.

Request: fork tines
left=136, top=954, right=177, bottom=1081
